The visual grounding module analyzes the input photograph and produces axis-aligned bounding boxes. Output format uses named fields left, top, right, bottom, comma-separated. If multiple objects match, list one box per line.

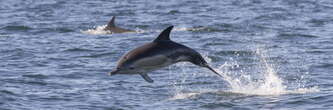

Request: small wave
left=55, top=27, right=75, bottom=33
left=285, top=86, right=320, bottom=94
left=153, top=26, right=221, bottom=33
left=0, top=90, right=17, bottom=96
left=25, top=80, right=48, bottom=86
left=277, top=33, right=319, bottom=38
left=0, top=34, right=11, bottom=37
left=308, top=18, right=328, bottom=27
left=63, top=48, right=94, bottom=52
left=306, top=50, right=327, bottom=54
left=312, top=63, right=333, bottom=69
left=22, top=74, right=48, bottom=79
left=216, top=50, right=253, bottom=56
left=169, top=86, right=319, bottom=100
left=168, top=10, right=180, bottom=14
left=80, top=52, right=117, bottom=58
left=169, top=89, right=244, bottom=100
left=3, top=25, right=33, bottom=31
left=226, top=84, right=319, bottom=96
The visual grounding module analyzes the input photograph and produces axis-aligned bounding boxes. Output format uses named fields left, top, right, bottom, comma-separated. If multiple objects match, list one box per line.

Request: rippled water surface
left=1, top=0, right=333, bottom=110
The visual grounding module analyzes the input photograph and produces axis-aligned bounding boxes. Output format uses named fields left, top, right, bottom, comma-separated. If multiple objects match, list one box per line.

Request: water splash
left=218, top=48, right=319, bottom=95
left=216, top=48, right=317, bottom=95
left=170, top=47, right=319, bottom=99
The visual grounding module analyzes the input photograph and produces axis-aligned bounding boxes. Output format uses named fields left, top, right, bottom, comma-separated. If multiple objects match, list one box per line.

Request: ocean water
left=1, top=0, right=332, bottom=110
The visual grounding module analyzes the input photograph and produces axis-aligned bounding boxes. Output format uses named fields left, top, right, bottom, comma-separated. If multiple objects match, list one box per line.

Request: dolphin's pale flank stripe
left=133, top=55, right=170, bottom=68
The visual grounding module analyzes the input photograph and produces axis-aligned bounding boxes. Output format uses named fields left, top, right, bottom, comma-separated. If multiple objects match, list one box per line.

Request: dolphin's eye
left=129, top=67, right=135, bottom=70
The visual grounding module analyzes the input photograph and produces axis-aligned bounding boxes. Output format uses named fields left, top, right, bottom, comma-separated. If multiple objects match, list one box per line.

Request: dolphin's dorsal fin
left=153, top=26, right=174, bottom=42
left=106, top=16, right=116, bottom=28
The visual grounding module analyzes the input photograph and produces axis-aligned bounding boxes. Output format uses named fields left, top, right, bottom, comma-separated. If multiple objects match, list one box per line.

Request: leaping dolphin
left=104, top=16, right=135, bottom=33
left=110, top=26, right=222, bottom=83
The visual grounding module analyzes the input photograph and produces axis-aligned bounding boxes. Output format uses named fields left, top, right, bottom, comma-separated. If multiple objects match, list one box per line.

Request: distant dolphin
left=104, top=16, right=135, bottom=33
left=110, top=26, right=222, bottom=83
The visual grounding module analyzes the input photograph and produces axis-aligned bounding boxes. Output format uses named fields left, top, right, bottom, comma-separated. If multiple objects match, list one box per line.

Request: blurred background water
left=0, top=0, right=332, bottom=110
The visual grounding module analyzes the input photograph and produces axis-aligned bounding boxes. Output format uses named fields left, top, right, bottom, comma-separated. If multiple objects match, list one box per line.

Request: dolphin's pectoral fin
left=140, top=73, right=154, bottom=83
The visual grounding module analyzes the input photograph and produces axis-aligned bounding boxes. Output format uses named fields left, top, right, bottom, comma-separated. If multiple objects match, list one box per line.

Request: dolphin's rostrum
left=104, top=16, right=134, bottom=33
left=110, top=26, right=222, bottom=83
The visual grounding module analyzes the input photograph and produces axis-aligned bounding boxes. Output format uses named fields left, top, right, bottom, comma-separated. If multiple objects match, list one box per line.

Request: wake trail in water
left=81, top=25, right=208, bottom=35
left=81, top=25, right=142, bottom=35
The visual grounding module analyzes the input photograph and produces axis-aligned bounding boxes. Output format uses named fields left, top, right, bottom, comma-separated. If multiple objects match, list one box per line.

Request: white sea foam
left=81, top=25, right=110, bottom=35
left=81, top=26, right=205, bottom=35
left=81, top=25, right=143, bottom=35
left=169, top=92, right=199, bottom=100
